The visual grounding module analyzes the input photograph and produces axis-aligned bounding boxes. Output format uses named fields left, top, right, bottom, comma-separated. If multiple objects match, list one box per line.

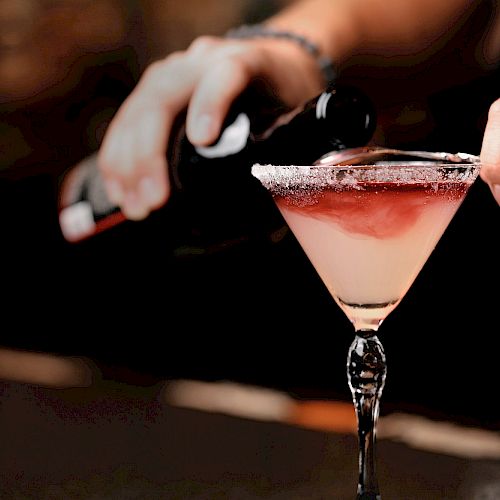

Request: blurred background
left=0, top=0, right=499, bottom=414
left=0, top=1, right=499, bottom=496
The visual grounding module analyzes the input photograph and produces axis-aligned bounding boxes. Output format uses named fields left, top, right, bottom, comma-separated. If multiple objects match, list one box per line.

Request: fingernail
left=104, top=179, right=124, bottom=204
left=493, top=184, right=500, bottom=205
left=189, top=114, right=214, bottom=143
left=139, top=176, right=164, bottom=206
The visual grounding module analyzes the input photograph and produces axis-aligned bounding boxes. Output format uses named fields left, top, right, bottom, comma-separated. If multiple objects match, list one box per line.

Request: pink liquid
left=275, top=181, right=471, bottom=330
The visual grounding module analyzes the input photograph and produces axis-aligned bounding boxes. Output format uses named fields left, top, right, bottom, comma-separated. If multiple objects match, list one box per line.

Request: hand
left=480, top=98, right=500, bottom=205
left=97, top=35, right=324, bottom=220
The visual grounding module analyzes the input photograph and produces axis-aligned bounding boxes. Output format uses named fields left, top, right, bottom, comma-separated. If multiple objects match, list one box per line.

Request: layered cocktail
left=252, top=149, right=480, bottom=499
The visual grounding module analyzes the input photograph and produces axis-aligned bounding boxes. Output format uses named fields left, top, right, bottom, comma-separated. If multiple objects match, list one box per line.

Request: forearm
left=266, top=0, right=476, bottom=65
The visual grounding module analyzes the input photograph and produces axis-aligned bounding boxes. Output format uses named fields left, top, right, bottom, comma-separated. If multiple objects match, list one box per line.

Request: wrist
left=225, top=23, right=336, bottom=88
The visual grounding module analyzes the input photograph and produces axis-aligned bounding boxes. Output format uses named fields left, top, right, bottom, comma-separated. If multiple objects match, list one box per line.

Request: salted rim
left=251, top=162, right=481, bottom=189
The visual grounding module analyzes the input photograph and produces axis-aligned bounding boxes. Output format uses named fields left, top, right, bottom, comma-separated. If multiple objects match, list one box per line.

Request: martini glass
left=251, top=148, right=480, bottom=499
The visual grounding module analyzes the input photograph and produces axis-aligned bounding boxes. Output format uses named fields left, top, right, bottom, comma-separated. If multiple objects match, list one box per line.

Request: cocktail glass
left=251, top=147, right=481, bottom=499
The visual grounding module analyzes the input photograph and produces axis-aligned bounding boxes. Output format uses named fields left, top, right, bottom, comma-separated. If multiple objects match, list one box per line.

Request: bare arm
left=266, top=0, right=476, bottom=64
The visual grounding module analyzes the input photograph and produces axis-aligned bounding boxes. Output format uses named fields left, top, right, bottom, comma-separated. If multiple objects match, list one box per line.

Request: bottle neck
left=253, top=85, right=376, bottom=166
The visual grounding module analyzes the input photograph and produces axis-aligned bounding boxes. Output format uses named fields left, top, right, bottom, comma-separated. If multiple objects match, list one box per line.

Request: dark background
left=0, top=0, right=498, bottom=430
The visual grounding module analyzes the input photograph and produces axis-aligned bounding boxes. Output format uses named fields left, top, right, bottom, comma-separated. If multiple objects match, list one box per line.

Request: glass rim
left=252, top=162, right=481, bottom=170
left=251, top=162, right=482, bottom=177
left=251, top=159, right=481, bottom=189
left=251, top=148, right=481, bottom=188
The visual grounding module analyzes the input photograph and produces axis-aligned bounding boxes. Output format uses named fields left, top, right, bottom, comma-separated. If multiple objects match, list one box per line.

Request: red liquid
left=273, top=179, right=472, bottom=330
left=274, top=181, right=470, bottom=239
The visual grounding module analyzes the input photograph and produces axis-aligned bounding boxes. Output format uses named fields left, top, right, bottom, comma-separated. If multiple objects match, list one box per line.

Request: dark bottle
left=58, top=84, right=376, bottom=243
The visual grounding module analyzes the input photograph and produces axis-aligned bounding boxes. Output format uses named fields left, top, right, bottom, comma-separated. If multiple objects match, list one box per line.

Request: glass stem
left=347, top=329, right=387, bottom=500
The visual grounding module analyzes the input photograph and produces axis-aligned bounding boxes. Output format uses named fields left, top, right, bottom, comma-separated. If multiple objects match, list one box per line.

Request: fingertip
left=122, top=190, right=150, bottom=221
left=186, top=113, right=220, bottom=145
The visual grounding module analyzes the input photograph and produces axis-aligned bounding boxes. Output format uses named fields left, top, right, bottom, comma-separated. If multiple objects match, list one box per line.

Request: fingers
left=186, top=46, right=254, bottom=145
left=100, top=102, right=171, bottom=220
left=97, top=37, right=258, bottom=220
left=98, top=52, right=201, bottom=220
left=480, top=98, right=500, bottom=205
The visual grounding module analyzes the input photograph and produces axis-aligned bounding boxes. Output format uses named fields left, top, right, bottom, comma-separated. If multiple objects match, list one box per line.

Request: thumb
left=480, top=99, right=500, bottom=205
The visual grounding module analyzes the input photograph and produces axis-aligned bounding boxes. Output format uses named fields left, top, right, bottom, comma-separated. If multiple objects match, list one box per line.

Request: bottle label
left=194, top=113, right=250, bottom=158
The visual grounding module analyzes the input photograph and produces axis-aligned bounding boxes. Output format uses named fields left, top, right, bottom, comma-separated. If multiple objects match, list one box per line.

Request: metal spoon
left=314, top=146, right=481, bottom=166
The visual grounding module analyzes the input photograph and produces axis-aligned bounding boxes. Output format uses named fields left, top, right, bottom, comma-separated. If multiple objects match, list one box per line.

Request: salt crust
left=252, top=163, right=479, bottom=196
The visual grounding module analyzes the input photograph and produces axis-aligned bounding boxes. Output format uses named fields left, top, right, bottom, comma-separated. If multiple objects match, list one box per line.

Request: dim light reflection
left=0, top=347, right=94, bottom=388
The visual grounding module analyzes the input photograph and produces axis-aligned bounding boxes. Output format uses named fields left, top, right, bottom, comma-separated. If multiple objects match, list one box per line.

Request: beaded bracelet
left=225, top=23, right=336, bottom=86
